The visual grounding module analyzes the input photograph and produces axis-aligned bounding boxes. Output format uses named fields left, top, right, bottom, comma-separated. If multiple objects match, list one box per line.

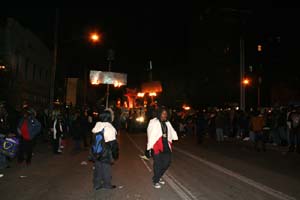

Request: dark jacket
left=17, top=116, right=41, bottom=140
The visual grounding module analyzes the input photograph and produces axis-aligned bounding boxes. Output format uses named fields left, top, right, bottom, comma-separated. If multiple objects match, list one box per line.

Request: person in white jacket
left=91, top=110, right=118, bottom=190
left=146, top=107, right=178, bottom=189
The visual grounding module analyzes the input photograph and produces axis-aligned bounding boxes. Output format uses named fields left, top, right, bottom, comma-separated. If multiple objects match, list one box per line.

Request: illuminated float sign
left=141, top=81, right=162, bottom=93
left=90, top=70, right=127, bottom=86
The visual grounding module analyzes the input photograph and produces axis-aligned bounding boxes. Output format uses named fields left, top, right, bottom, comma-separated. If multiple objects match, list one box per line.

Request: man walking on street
left=146, top=107, right=178, bottom=189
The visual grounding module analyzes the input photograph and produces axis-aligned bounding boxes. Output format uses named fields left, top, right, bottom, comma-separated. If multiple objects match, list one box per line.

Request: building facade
left=0, top=18, right=52, bottom=108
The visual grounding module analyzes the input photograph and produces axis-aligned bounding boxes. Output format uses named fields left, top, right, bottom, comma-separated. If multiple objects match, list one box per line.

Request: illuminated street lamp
left=0, top=65, right=6, bottom=70
left=242, top=78, right=250, bottom=86
left=89, top=32, right=101, bottom=43
left=257, top=44, right=262, bottom=52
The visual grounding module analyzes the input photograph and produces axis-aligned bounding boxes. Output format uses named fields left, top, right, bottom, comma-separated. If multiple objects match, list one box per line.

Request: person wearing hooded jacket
left=146, top=107, right=178, bottom=189
left=91, top=110, right=119, bottom=190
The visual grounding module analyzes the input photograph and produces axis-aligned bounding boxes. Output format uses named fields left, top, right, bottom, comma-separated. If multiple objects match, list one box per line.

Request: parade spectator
left=196, top=112, right=207, bottom=144
left=287, top=106, right=300, bottom=153
left=146, top=107, right=178, bottom=189
left=215, top=112, right=225, bottom=142
left=17, top=108, right=41, bottom=165
left=0, top=101, right=9, bottom=134
left=52, top=114, right=65, bottom=154
left=72, top=112, right=82, bottom=152
left=237, top=111, right=249, bottom=139
left=250, top=111, right=266, bottom=152
left=91, top=110, right=119, bottom=190
left=208, top=113, right=216, bottom=139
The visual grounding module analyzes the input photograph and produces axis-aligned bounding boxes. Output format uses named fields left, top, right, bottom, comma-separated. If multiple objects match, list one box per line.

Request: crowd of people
left=0, top=102, right=120, bottom=179
left=1, top=100, right=300, bottom=190
left=170, top=106, right=300, bottom=153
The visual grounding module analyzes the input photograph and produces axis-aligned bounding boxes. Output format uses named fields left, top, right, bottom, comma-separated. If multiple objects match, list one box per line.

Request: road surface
left=1, top=132, right=300, bottom=200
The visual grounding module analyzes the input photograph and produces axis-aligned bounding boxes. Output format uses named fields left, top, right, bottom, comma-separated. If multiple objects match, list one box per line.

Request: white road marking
left=140, top=156, right=152, bottom=172
left=126, top=134, right=198, bottom=200
left=166, top=172, right=203, bottom=200
left=174, top=147, right=296, bottom=200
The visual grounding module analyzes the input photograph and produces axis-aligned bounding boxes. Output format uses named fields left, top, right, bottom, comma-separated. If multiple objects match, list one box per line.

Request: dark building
left=0, top=18, right=52, bottom=108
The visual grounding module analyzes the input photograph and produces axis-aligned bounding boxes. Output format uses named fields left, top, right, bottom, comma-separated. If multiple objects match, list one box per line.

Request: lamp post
left=106, top=49, right=114, bottom=108
left=240, top=37, right=246, bottom=111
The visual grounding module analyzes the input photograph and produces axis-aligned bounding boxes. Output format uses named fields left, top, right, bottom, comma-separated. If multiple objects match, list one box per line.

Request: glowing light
left=257, top=44, right=262, bottom=52
left=137, top=93, right=145, bottom=97
left=242, top=78, right=250, bottom=85
left=236, top=107, right=239, bottom=111
left=182, top=105, right=191, bottom=111
left=114, top=81, right=122, bottom=87
left=90, top=32, right=101, bottom=43
left=0, top=65, right=6, bottom=70
left=149, top=92, right=157, bottom=97
left=136, top=116, right=145, bottom=122
left=91, top=78, right=100, bottom=85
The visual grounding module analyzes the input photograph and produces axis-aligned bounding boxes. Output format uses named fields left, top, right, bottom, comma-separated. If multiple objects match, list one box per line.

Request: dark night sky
left=2, top=6, right=300, bottom=106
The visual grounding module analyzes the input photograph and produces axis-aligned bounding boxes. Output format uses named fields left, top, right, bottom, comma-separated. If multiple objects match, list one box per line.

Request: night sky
left=2, top=6, right=299, bottom=106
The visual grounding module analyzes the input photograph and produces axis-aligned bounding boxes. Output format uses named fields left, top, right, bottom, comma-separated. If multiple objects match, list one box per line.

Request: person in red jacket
left=17, top=109, right=41, bottom=165
left=146, top=107, right=178, bottom=189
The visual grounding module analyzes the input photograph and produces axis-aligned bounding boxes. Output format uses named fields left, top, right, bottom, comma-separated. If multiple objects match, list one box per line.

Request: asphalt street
left=1, top=132, right=300, bottom=200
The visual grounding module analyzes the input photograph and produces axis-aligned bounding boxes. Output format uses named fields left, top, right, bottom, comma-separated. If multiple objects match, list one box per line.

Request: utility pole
left=83, top=67, right=87, bottom=105
left=258, top=76, right=262, bottom=108
left=240, top=37, right=246, bottom=111
left=149, top=60, right=153, bottom=81
left=50, top=8, right=59, bottom=108
left=106, top=49, right=114, bottom=108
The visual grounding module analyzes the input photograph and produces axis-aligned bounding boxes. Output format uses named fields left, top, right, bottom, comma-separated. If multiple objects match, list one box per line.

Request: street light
left=89, top=32, right=101, bottom=43
left=0, top=65, right=6, bottom=70
left=242, top=78, right=250, bottom=86
left=257, top=44, right=262, bottom=52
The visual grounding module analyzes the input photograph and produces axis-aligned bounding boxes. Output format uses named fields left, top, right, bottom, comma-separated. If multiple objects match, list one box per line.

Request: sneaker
left=103, top=185, right=116, bottom=189
left=153, top=183, right=161, bottom=189
left=159, top=179, right=166, bottom=185
left=57, top=149, right=63, bottom=153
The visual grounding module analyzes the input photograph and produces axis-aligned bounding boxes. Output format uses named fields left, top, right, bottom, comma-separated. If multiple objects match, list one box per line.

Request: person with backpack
left=91, top=110, right=119, bottom=190
left=287, top=106, right=300, bottom=153
left=145, top=107, right=178, bottom=189
left=17, top=108, right=41, bottom=165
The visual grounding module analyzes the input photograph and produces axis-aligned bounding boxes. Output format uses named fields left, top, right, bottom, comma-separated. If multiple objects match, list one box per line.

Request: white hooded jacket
left=92, top=122, right=117, bottom=142
left=147, top=118, right=178, bottom=151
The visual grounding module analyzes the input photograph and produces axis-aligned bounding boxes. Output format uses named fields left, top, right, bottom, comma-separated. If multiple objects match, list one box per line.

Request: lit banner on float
left=90, top=70, right=127, bottom=87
